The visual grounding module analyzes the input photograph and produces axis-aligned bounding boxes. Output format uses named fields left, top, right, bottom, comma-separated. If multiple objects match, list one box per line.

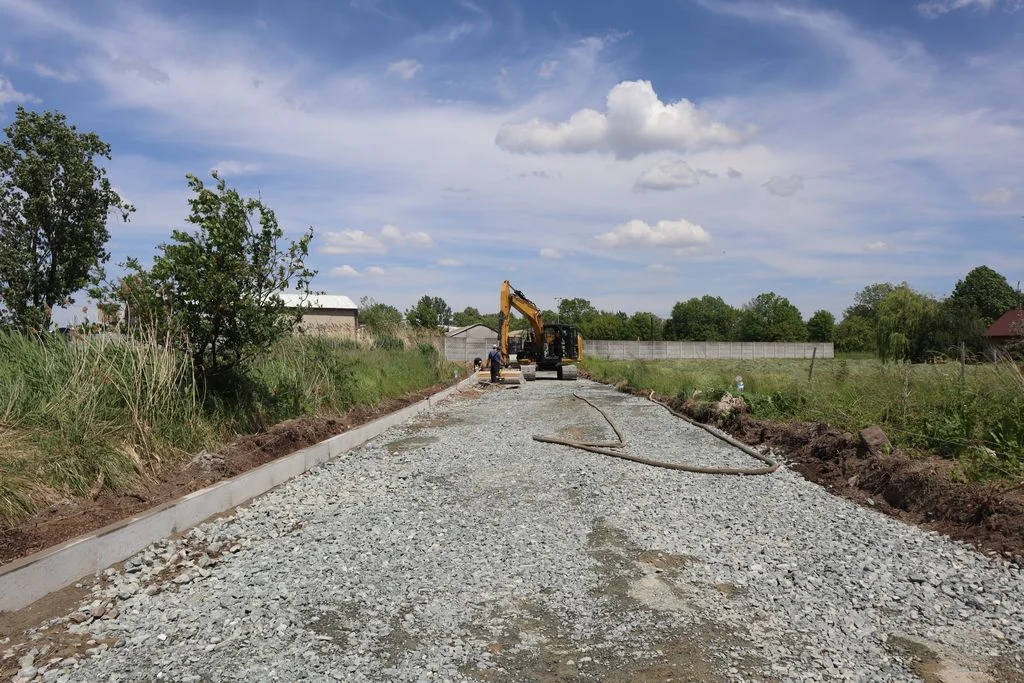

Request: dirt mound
left=0, top=382, right=454, bottom=566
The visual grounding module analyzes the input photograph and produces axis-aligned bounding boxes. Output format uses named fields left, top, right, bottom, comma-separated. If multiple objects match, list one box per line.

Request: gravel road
left=15, top=379, right=1024, bottom=682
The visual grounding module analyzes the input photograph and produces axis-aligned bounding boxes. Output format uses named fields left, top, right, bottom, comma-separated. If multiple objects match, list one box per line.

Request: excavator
left=498, top=280, right=583, bottom=381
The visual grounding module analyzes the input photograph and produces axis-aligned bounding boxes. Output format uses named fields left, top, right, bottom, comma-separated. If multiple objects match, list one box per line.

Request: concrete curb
left=0, top=374, right=481, bottom=614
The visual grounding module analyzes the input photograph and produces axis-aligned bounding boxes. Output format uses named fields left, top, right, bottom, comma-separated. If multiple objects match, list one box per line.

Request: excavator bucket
left=475, top=367, right=522, bottom=386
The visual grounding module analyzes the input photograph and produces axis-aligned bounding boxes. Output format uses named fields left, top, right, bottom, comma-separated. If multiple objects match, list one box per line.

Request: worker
left=486, top=344, right=502, bottom=383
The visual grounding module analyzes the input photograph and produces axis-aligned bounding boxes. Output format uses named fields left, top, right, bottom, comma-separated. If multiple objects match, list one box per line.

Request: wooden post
left=959, top=341, right=966, bottom=384
left=808, top=346, right=817, bottom=381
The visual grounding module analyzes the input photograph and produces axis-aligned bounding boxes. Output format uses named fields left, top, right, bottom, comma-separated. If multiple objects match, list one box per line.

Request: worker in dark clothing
left=486, top=344, right=503, bottom=383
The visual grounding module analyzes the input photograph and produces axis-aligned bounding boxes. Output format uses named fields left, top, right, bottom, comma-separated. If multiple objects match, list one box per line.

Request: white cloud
left=321, top=225, right=433, bottom=254
left=538, top=60, right=558, bottom=78
left=322, top=230, right=386, bottom=254
left=495, top=80, right=750, bottom=160
left=596, top=219, right=712, bottom=251
left=0, top=76, right=37, bottom=106
left=330, top=264, right=387, bottom=277
left=763, top=175, right=804, bottom=197
left=634, top=157, right=700, bottom=190
left=380, top=223, right=434, bottom=247
left=437, top=258, right=462, bottom=266
left=647, top=263, right=675, bottom=273
left=331, top=265, right=360, bottom=277
left=32, top=63, right=78, bottom=82
left=539, top=247, right=563, bottom=259
left=862, top=241, right=891, bottom=252
left=386, top=58, right=422, bottom=81
left=2, top=48, right=16, bottom=66
left=916, top=0, right=1021, bottom=17
left=211, top=160, right=261, bottom=176
left=971, top=187, right=1014, bottom=205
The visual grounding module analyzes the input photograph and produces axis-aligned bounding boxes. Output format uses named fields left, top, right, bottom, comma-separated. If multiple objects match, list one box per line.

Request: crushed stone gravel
left=11, top=379, right=1024, bottom=682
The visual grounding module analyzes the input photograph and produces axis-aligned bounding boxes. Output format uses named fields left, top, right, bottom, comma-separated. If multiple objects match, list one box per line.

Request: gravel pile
left=14, top=379, right=1024, bottom=682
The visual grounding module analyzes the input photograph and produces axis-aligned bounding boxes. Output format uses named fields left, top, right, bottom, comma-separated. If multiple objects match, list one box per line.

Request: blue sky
left=1, top=0, right=1022, bottom=325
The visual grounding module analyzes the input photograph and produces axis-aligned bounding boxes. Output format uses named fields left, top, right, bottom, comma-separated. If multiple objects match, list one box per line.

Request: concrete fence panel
left=444, top=337, right=832, bottom=362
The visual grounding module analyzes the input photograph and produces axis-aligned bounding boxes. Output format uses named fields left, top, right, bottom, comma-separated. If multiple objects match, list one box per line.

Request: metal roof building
left=984, top=308, right=1024, bottom=341
left=279, top=292, right=358, bottom=336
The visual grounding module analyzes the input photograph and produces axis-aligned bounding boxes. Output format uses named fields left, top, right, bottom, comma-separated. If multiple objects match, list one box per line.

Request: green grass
left=0, top=331, right=464, bottom=524
left=583, top=355, right=1024, bottom=482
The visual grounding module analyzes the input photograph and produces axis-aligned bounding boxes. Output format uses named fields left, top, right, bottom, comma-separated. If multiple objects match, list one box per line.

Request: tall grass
left=0, top=330, right=464, bottom=525
left=584, top=356, right=1024, bottom=481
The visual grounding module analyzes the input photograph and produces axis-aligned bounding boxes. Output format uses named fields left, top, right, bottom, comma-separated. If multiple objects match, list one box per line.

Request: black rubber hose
left=532, top=390, right=778, bottom=476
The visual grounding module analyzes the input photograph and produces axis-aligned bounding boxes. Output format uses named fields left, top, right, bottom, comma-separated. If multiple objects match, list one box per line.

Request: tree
left=406, top=295, right=452, bottom=329
left=918, top=297, right=987, bottom=359
left=111, top=172, right=315, bottom=376
left=835, top=315, right=875, bottom=353
left=0, top=107, right=134, bottom=331
left=359, top=296, right=403, bottom=332
left=626, top=311, right=663, bottom=340
left=844, top=282, right=896, bottom=322
left=948, top=265, right=1018, bottom=327
left=875, top=284, right=937, bottom=363
left=806, top=309, right=836, bottom=343
left=452, top=306, right=483, bottom=327
left=664, top=295, right=738, bottom=341
left=558, top=297, right=597, bottom=327
left=738, top=292, right=806, bottom=341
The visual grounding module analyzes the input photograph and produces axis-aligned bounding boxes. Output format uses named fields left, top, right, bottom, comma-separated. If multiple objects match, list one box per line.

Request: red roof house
left=985, top=309, right=1024, bottom=341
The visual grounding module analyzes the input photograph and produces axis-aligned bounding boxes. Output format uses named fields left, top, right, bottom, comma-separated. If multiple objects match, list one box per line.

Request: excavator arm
left=498, top=280, right=545, bottom=360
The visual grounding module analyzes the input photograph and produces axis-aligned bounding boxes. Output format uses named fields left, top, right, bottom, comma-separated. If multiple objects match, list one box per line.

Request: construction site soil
left=2, top=376, right=1023, bottom=571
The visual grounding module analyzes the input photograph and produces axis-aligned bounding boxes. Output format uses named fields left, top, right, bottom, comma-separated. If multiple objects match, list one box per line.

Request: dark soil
left=623, top=385, right=1024, bottom=563
left=0, top=380, right=458, bottom=567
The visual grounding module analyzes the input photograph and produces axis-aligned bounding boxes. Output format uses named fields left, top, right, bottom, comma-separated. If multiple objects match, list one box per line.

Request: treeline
left=377, top=267, right=1020, bottom=362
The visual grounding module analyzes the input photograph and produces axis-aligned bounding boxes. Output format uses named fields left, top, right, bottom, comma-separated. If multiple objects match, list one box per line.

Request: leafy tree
left=835, top=315, right=875, bottom=353
left=558, top=297, right=597, bottom=327
left=664, top=295, right=738, bottom=341
left=111, top=172, right=315, bottom=376
left=875, top=284, right=937, bottom=363
left=359, top=296, right=403, bottom=332
left=479, top=312, right=503, bottom=331
left=844, top=282, right=896, bottom=322
left=452, top=306, right=483, bottom=327
left=948, top=265, right=1018, bottom=327
left=806, top=309, right=836, bottom=343
left=0, top=106, right=134, bottom=331
left=626, top=311, right=663, bottom=340
left=581, top=311, right=628, bottom=340
left=918, top=297, right=987, bottom=359
left=738, top=292, right=806, bottom=341
left=406, top=295, right=452, bottom=329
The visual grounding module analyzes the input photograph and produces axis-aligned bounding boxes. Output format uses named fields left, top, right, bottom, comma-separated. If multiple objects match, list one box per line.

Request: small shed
left=985, top=309, right=1024, bottom=343
left=279, top=293, right=358, bottom=336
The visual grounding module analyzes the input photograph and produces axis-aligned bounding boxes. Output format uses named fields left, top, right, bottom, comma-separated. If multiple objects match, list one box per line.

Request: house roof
left=984, top=308, right=1024, bottom=338
left=446, top=323, right=498, bottom=337
left=278, top=293, right=358, bottom=310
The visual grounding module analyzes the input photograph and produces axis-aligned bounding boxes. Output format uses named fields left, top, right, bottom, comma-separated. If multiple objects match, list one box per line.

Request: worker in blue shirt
left=486, top=344, right=503, bottom=383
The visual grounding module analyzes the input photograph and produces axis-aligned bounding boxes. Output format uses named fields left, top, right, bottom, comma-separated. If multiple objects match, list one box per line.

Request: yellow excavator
left=498, top=280, right=583, bottom=381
